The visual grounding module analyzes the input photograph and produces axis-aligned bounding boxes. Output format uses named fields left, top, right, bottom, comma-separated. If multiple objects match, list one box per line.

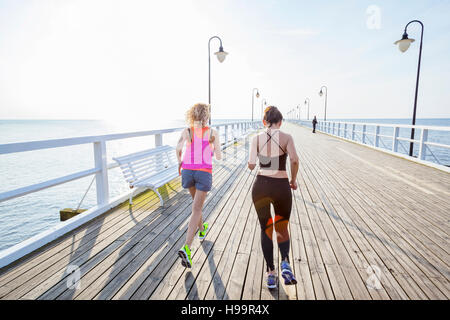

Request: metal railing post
left=333, top=122, right=335, bottom=135
left=344, top=123, right=347, bottom=139
left=351, top=124, right=355, bottom=140
left=93, top=141, right=109, bottom=205
left=224, top=125, right=228, bottom=145
left=337, top=123, right=341, bottom=137
left=375, top=125, right=380, bottom=147
left=216, top=125, right=221, bottom=141
left=362, top=124, right=367, bottom=144
left=155, top=133, right=162, bottom=147
left=392, top=127, right=399, bottom=152
left=419, top=128, right=428, bottom=160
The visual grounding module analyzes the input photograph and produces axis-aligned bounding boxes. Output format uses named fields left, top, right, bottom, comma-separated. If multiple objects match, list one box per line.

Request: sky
left=0, top=0, right=449, bottom=122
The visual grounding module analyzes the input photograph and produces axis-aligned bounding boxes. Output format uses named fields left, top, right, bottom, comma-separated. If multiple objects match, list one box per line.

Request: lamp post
left=394, top=20, right=424, bottom=157
left=261, top=98, right=267, bottom=119
left=208, top=36, right=228, bottom=125
left=297, top=105, right=301, bottom=120
left=319, top=86, right=328, bottom=121
left=252, top=88, right=260, bottom=121
left=304, top=98, right=310, bottom=120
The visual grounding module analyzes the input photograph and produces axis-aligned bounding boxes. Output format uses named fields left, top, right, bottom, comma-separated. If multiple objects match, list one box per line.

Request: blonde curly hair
left=185, top=103, right=210, bottom=127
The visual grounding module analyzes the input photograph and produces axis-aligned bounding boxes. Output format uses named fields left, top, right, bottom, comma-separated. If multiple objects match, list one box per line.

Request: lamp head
left=215, top=46, right=228, bottom=63
left=256, top=91, right=260, bottom=98
left=394, top=32, right=415, bottom=53
left=319, top=89, right=323, bottom=97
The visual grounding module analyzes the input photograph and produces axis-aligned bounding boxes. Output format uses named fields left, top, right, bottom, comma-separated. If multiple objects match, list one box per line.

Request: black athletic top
left=257, top=131, right=287, bottom=171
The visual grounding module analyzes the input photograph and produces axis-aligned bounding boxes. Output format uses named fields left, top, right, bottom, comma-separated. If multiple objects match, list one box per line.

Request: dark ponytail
left=263, top=106, right=283, bottom=127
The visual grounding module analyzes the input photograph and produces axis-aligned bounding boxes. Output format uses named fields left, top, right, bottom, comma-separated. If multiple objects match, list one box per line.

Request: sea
left=0, top=118, right=449, bottom=252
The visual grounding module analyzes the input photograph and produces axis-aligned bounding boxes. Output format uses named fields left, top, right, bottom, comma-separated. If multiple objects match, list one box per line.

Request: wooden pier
left=0, top=122, right=449, bottom=300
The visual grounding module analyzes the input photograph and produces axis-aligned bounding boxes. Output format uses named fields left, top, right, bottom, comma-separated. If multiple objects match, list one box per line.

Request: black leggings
left=251, top=175, right=292, bottom=271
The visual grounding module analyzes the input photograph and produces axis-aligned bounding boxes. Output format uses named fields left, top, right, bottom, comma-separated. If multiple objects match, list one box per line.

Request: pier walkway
left=0, top=122, right=449, bottom=300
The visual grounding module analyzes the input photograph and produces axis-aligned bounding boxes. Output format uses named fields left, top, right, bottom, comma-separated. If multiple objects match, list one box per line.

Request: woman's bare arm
left=286, top=134, right=299, bottom=189
left=176, top=129, right=187, bottom=174
left=248, top=135, right=257, bottom=170
left=212, top=129, right=222, bottom=160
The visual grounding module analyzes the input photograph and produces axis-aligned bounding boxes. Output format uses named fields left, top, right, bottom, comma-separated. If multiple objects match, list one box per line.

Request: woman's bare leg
left=188, top=186, right=205, bottom=231
left=185, top=189, right=208, bottom=247
left=188, top=186, right=196, bottom=199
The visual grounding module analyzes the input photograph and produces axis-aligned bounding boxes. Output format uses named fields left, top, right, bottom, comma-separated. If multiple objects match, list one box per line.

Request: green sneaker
left=198, top=222, right=208, bottom=240
left=178, top=245, right=192, bottom=268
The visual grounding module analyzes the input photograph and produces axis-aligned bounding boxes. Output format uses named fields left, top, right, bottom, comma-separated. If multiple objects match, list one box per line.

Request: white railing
left=291, top=119, right=450, bottom=171
left=0, top=120, right=260, bottom=205
left=0, top=120, right=261, bottom=267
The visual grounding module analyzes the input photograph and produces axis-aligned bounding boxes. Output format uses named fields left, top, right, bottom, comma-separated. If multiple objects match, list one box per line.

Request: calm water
left=0, top=118, right=449, bottom=252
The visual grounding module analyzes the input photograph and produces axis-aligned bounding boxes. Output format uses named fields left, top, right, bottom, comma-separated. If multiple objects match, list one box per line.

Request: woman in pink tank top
left=175, top=103, right=221, bottom=268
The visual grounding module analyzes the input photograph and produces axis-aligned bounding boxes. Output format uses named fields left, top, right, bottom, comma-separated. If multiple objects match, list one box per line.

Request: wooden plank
left=296, top=174, right=335, bottom=300
left=226, top=191, right=259, bottom=299
left=289, top=187, right=315, bottom=300
left=241, top=217, right=263, bottom=300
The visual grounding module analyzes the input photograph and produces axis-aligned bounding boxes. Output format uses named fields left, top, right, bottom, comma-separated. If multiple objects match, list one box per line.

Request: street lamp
left=261, top=98, right=267, bottom=119
left=304, top=98, right=310, bottom=120
left=319, top=86, right=328, bottom=121
left=252, top=88, right=260, bottom=122
left=297, top=105, right=301, bottom=120
left=394, top=20, right=424, bottom=157
left=208, top=36, right=228, bottom=125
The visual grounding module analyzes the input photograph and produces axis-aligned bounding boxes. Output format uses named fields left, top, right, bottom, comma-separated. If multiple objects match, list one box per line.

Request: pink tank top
left=181, top=127, right=213, bottom=172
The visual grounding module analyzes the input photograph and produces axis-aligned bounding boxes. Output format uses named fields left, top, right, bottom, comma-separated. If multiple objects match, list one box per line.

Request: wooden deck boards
left=0, top=123, right=448, bottom=300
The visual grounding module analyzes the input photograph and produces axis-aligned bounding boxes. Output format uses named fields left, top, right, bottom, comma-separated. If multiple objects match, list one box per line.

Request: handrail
left=311, top=120, right=450, bottom=131
left=292, top=119, right=450, bottom=169
left=0, top=120, right=262, bottom=205
left=0, top=120, right=256, bottom=155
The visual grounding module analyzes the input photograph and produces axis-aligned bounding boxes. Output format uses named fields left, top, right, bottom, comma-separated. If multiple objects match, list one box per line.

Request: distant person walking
left=312, top=116, right=318, bottom=133
left=176, top=103, right=221, bottom=268
left=248, top=106, right=299, bottom=289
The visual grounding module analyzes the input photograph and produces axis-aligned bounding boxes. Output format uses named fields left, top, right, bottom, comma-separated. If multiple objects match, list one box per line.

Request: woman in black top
left=248, top=106, right=299, bottom=289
